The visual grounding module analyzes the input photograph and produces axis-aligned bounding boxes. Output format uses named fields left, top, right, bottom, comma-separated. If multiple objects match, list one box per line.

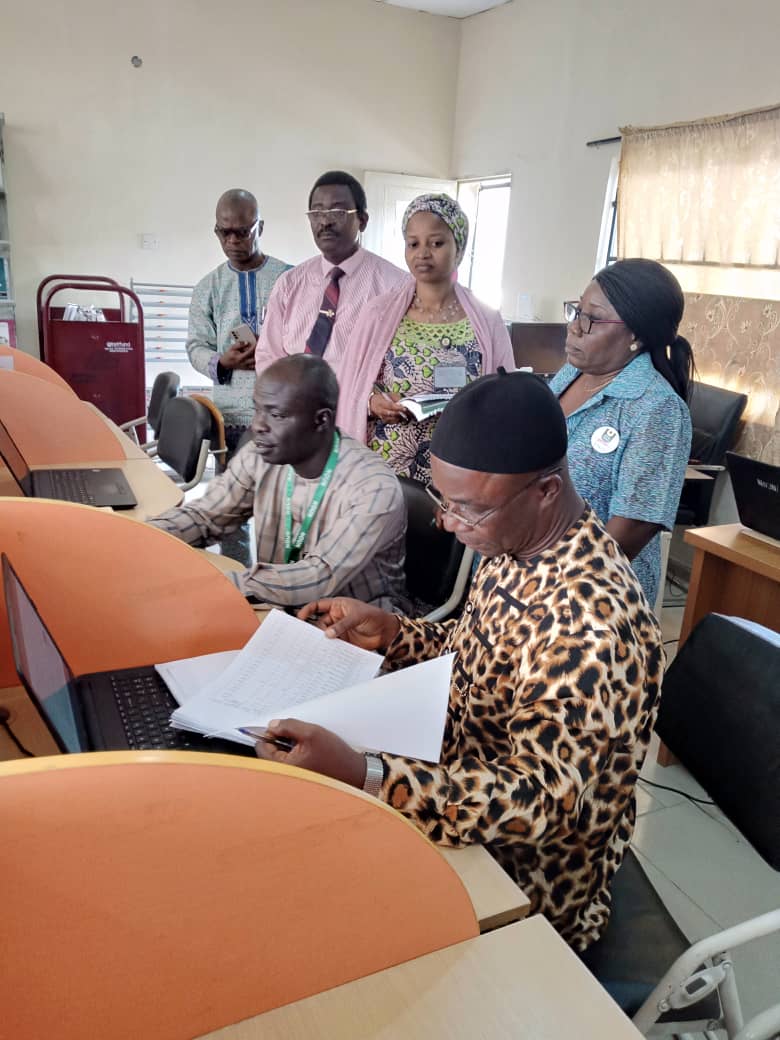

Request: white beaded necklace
left=411, top=291, right=461, bottom=323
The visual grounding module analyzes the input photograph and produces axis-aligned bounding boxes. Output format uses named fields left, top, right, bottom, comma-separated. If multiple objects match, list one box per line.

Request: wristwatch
left=362, top=752, right=384, bottom=797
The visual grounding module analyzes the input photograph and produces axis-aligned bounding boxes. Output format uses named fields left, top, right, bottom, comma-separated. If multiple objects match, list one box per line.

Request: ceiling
left=378, top=0, right=510, bottom=18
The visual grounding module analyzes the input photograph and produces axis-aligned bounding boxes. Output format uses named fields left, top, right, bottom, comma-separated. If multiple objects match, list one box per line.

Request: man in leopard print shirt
left=255, top=371, right=664, bottom=950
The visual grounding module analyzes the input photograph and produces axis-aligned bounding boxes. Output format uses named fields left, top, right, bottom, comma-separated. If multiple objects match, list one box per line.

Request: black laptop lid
left=0, top=419, right=33, bottom=494
left=2, top=554, right=90, bottom=752
left=726, top=452, right=780, bottom=541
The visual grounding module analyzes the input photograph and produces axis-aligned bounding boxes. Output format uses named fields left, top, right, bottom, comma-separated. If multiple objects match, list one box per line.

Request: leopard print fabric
left=377, top=507, right=664, bottom=951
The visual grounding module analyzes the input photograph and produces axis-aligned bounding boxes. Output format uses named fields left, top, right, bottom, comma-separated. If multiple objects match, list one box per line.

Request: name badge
left=591, top=425, right=620, bottom=454
left=434, top=362, right=467, bottom=390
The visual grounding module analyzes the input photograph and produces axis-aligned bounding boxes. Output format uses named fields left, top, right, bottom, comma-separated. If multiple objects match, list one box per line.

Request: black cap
left=430, top=369, right=568, bottom=474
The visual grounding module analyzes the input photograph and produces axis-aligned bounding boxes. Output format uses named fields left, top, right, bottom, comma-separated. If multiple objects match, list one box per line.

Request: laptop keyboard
left=48, top=470, right=96, bottom=505
left=110, top=671, right=197, bottom=750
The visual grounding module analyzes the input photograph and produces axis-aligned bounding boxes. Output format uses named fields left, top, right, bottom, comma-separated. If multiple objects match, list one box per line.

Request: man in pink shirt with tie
left=255, top=171, right=407, bottom=379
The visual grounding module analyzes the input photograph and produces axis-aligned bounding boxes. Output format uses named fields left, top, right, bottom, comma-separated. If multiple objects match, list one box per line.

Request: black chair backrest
left=399, top=476, right=466, bottom=609
left=155, top=396, right=212, bottom=483
left=147, top=372, right=180, bottom=438
left=688, top=380, right=747, bottom=464
left=656, top=614, right=780, bottom=870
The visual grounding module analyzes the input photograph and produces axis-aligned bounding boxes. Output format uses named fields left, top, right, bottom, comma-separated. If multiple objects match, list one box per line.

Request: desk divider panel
left=0, top=344, right=77, bottom=395
left=0, top=499, right=258, bottom=686
left=0, top=753, right=479, bottom=1040
left=0, top=369, right=124, bottom=463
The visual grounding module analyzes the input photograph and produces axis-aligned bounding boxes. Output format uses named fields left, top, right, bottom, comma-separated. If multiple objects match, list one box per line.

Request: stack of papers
left=159, top=611, right=454, bottom=762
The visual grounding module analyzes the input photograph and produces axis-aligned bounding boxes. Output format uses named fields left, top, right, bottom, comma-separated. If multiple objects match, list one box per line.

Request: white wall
left=453, top=0, right=780, bottom=320
left=0, top=0, right=460, bottom=349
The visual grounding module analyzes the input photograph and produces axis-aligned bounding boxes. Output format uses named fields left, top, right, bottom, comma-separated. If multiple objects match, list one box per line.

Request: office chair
left=120, top=370, right=180, bottom=452
left=154, top=394, right=213, bottom=491
left=676, top=381, right=748, bottom=527
left=581, top=614, right=780, bottom=1038
left=188, top=392, right=228, bottom=471
left=399, top=476, right=474, bottom=621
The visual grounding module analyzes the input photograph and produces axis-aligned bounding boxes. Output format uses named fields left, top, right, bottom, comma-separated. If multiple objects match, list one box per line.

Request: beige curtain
left=617, top=104, right=780, bottom=268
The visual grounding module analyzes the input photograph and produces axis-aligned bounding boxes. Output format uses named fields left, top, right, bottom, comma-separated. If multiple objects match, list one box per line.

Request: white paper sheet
left=155, top=649, right=239, bottom=705
left=170, top=610, right=382, bottom=740
left=264, top=652, right=455, bottom=762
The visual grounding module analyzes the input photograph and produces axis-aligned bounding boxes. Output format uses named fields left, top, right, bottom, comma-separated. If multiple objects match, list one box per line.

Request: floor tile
left=631, top=802, right=780, bottom=929
left=635, top=783, right=665, bottom=817
left=629, top=845, right=721, bottom=943
left=729, top=932, right=780, bottom=1026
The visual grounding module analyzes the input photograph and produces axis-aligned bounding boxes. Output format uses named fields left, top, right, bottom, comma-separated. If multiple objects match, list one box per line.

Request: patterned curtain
left=617, top=105, right=780, bottom=269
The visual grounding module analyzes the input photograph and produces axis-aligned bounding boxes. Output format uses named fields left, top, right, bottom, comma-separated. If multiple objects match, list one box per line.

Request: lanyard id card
left=283, top=431, right=341, bottom=564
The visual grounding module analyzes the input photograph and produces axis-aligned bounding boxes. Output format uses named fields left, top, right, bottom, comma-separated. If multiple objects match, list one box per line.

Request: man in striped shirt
left=255, top=171, right=407, bottom=379
left=148, top=356, right=409, bottom=611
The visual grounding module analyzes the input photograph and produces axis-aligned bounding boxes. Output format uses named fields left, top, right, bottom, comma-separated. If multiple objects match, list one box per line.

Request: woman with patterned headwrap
left=337, top=193, right=513, bottom=483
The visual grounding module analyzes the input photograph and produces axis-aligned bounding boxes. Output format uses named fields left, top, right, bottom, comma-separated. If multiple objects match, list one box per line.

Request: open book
left=398, top=393, right=453, bottom=422
left=159, top=610, right=454, bottom=762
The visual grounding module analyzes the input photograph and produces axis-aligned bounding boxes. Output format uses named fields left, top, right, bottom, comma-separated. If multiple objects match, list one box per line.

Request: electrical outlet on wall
left=140, top=233, right=159, bottom=250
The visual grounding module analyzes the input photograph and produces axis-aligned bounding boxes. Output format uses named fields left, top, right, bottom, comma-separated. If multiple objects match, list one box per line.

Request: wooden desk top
left=684, top=523, right=780, bottom=581
left=200, top=914, right=642, bottom=1040
left=440, top=845, right=529, bottom=931
left=684, top=465, right=714, bottom=481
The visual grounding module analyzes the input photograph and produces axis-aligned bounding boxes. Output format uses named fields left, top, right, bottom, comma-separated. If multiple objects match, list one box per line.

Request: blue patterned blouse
left=548, top=352, right=692, bottom=606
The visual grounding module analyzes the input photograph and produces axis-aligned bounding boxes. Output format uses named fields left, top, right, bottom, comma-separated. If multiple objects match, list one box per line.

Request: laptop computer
left=725, top=452, right=780, bottom=548
left=0, top=418, right=137, bottom=509
left=2, top=554, right=252, bottom=756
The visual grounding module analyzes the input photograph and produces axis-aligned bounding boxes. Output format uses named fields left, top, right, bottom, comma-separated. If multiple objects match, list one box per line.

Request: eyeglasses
left=305, top=208, right=358, bottom=226
left=425, top=468, right=563, bottom=528
left=214, top=221, right=259, bottom=241
left=564, top=301, right=625, bottom=335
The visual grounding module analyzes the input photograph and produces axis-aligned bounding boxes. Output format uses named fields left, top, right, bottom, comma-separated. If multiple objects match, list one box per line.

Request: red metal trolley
left=37, top=275, right=145, bottom=433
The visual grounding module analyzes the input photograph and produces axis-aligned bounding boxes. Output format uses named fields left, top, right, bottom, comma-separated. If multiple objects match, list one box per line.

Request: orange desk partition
left=0, top=752, right=479, bottom=1040
left=0, top=370, right=123, bottom=464
left=0, top=344, right=77, bottom=396
left=0, top=499, right=258, bottom=687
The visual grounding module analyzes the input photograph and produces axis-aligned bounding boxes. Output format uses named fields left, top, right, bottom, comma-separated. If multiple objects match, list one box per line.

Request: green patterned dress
left=368, top=315, right=482, bottom=484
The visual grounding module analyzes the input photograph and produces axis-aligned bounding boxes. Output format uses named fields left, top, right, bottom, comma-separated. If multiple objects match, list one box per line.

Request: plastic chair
left=399, top=476, right=474, bottom=621
left=120, top=370, right=180, bottom=452
left=581, top=615, right=780, bottom=1038
left=154, top=395, right=213, bottom=492
left=0, top=751, right=478, bottom=1040
left=676, top=381, right=748, bottom=527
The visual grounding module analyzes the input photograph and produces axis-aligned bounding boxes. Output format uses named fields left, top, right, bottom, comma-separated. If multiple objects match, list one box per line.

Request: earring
left=629, top=340, right=638, bottom=352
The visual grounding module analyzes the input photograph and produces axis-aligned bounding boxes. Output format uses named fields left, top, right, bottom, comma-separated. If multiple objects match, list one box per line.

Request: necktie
left=305, top=267, right=345, bottom=357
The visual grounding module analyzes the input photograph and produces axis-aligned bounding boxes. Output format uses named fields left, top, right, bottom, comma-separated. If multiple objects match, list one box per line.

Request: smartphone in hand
left=231, top=323, right=257, bottom=347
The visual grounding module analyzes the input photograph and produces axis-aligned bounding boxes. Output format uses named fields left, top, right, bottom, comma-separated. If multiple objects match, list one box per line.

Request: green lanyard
left=284, top=431, right=341, bottom=564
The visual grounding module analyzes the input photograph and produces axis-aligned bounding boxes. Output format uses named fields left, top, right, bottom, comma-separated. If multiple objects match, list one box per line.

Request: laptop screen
left=2, top=555, right=88, bottom=752
left=0, top=419, right=31, bottom=490
left=726, top=453, right=780, bottom=542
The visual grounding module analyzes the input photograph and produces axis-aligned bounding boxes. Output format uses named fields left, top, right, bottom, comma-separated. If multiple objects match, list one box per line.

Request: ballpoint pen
left=238, top=726, right=296, bottom=752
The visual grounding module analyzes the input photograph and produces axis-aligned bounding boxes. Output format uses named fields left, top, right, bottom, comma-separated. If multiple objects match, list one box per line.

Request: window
left=457, top=176, right=512, bottom=310
left=595, top=157, right=619, bottom=272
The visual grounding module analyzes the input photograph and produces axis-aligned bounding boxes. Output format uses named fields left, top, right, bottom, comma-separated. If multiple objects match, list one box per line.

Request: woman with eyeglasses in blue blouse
left=548, top=259, right=694, bottom=608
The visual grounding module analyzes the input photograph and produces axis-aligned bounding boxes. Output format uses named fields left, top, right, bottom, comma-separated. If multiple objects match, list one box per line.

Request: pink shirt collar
left=318, top=245, right=367, bottom=280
